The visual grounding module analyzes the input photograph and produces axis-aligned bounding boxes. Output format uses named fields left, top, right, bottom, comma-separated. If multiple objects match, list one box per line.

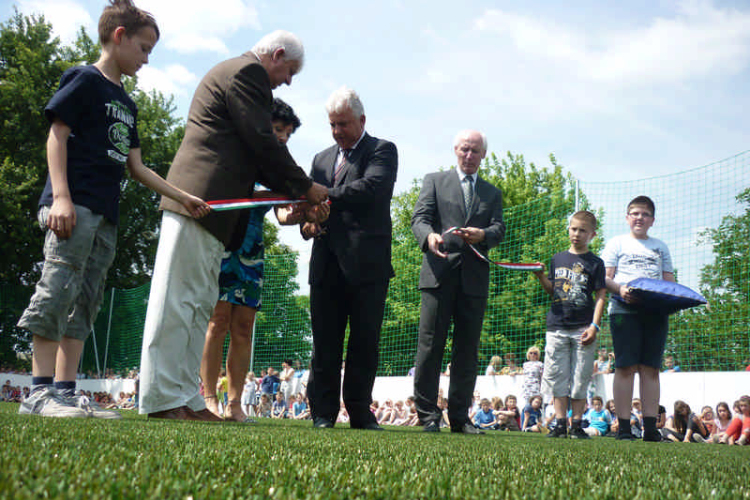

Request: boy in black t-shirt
left=17, top=0, right=210, bottom=419
left=533, top=210, right=607, bottom=439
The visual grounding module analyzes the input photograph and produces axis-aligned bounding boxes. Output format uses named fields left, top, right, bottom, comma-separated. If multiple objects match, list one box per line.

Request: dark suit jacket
left=411, top=169, right=505, bottom=297
left=308, top=133, right=398, bottom=286
left=160, top=52, right=312, bottom=247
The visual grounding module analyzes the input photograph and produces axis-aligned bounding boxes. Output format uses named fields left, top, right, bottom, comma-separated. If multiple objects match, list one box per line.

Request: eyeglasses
left=627, top=211, right=653, bottom=219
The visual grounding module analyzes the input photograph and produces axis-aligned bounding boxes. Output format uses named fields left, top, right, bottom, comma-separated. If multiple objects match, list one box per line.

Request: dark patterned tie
left=333, top=149, right=351, bottom=183
left=462, top=175, right=474, bottom=214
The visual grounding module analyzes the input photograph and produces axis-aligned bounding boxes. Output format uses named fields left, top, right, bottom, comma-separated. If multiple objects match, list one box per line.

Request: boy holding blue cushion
left=601, top=195, right=674, bottom=442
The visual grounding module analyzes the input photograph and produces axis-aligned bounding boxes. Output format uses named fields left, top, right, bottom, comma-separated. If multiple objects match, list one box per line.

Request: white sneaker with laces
left=71, top=395, right=123, bottom=420
left=18, top=387, right=90, bottom=418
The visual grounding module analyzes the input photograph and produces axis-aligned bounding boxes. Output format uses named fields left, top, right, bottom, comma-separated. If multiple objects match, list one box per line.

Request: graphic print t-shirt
left=601, top=234, right=673, bottom=314
left=546, top=251, right=606, bottom=329
left=40, top=65, right=139, bottom=224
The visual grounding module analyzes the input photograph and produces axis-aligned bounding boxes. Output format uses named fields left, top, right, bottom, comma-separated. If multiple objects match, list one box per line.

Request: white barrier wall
left=3, top=372, right=748, bottom=413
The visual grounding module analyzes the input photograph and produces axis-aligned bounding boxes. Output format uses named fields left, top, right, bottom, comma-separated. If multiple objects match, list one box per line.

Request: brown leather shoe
left=191, top=408, right=224, bottom=422
left=147, top=406, right=192, bottom=420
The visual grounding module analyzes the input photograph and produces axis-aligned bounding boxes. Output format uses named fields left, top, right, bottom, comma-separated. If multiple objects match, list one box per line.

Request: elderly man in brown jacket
left=139, top=30, right=327, bottom=420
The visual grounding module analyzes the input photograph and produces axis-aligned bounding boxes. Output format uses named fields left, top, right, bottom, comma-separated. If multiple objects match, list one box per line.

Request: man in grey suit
left=302, top=87, right=398, bottom=430
left=411, top=130, right=505, bottom=434
left=139, top=31, right=327, bottom=420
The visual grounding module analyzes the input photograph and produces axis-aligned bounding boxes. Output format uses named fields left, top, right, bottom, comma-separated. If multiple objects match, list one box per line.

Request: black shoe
left=423, top=421, right=440, bottom=433
left=643, top=430, right=666, bottom=442
left=616, top=431, right=637, bottom=441
left=547, top=425, right=569, bottom=438
left=569, top=427, right=590, bottom=439
left=451, top=423, right=485, bottom=435
left=352, top=422, right=384, bottom=431
left=313, top=417, right=334, bottom=429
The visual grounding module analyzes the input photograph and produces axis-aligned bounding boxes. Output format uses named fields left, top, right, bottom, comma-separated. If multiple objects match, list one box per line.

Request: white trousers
left=139, top=211, right=224, bottom=414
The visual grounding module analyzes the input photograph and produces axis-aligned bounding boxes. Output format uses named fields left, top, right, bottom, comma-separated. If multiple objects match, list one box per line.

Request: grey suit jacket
left=160, top=52, right=312, bottom=248
left=308, top=133, right=398, bottom=285
left=411, top=168, right=505, bottom=296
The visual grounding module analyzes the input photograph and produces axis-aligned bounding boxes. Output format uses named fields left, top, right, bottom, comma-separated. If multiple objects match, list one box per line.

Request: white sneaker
left=693, top=434, right=707, bottom=443
left=19, top=388, right=90, bottom=418
left=71, top=395, right=123, bottom=420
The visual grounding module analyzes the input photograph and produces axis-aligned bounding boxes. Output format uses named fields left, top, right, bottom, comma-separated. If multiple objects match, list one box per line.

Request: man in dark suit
left=302, top=86, right=398, bottom=430
left=411, top=130, right=505, bottom=434
left=139, top=30, right=327, bottom=421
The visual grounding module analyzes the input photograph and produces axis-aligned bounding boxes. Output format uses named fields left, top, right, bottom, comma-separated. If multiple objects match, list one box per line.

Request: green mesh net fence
left=2, top=152, right=748, bottom=376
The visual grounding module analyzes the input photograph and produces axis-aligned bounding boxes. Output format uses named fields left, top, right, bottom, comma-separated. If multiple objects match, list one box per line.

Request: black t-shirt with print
left=546, top=250, right=606, bottom=329
left=39, top=65, right=139, bottom=224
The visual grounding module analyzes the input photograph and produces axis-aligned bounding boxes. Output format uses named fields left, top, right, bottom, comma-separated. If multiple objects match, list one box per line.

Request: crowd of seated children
left=114, top=391, right=136, bottom=409
left=375, top=399, right=395, bottom=425
left=714, top=396, right=750, bottom=445
left=395, top=397, right=419, bottom=426
left=662, top=400, right=709, bottom=443
left=389, top=400, right=408, bottom=425
left=373, top=398, right=420, bottom=427
left=1, top=382, right=28, bottom=403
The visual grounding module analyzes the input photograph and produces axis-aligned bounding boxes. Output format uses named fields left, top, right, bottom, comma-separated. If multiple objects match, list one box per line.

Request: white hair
left=252, top=30, right=305, bottom=70
left=453, top=130, right=488, bottom=152
left=325, top=86, right=365, bottom=118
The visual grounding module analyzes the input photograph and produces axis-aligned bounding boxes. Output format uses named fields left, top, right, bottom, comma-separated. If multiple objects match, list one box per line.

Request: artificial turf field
left=0, top=403, right=747, bottom=500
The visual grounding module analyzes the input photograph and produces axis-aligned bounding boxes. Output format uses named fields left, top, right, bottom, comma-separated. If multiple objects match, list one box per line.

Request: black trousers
left=413, top=267, right=487, bottom=427
left=307, top=258, right=389, bottom=427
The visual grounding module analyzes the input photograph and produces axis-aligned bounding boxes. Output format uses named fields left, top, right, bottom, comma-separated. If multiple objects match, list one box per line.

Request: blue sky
left=4, top=0, right=750, bottom=292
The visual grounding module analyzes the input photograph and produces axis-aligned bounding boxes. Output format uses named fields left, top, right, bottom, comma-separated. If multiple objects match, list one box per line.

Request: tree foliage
left=668, top=187, right=750, bottom=371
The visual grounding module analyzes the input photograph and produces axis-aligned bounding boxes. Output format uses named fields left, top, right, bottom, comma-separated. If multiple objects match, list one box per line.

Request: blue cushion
left=612, top=278, right=707, bottom=314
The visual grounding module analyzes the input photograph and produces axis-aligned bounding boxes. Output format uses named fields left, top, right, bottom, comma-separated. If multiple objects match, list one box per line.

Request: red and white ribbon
left=207, top=196, right=314, bottom=212
left=441, top=227, right=542, bottom=271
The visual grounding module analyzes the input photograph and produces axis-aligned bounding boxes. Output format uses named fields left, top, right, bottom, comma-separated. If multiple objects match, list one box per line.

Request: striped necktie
left=333, top=149, right=351, bottom=183
left=462, top=175, right=474, bottom=214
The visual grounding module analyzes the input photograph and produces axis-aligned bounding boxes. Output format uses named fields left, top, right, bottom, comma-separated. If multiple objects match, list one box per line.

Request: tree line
left=1, top=12, right=746, bottom=374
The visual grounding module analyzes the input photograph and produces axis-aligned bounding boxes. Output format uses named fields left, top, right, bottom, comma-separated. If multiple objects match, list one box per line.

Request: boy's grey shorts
left=540, top=326, right=597, bottom=400
left=17, top=205, right=116, bottom=342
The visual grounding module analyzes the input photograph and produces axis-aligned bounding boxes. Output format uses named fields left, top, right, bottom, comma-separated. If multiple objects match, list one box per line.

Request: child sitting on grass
left=496, top=395, right=521, bottom=431
left=721, top=396, right=750, bottom=445
left=474, top=398, right=498, bottom=430
left=583, top=396, right=611, bottom=437
left=522, top=395, right=544, bottom=432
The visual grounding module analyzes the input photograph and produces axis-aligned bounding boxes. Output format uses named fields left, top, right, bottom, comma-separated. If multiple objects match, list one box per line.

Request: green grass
left=1, top=403, right=748, bottom=500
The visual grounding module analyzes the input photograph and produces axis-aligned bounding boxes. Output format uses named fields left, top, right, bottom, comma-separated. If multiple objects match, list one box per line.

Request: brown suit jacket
left=160, top=52, right=312, bottom=247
